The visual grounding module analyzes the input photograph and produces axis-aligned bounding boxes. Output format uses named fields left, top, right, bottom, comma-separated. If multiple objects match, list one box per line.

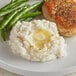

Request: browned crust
left=56, top=16, right=76, bottom=36
left=42, top=2, right=55, bottom=22
left=42, top=0, right=76, bottom=37
left=55, top=1, right=76, bottom=36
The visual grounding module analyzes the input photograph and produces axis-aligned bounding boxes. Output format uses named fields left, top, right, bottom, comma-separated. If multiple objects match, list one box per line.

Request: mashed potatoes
left=9, top=20, right=67, bottom=62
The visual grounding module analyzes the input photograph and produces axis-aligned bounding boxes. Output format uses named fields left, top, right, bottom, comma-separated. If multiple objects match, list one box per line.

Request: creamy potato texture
left=9, top=20, right=67, bottom=62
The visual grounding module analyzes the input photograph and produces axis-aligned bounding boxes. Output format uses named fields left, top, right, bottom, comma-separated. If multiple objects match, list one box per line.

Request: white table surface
left=0, top=67, right=76, bottom=76
left=0, top=68, right=20, bottom=76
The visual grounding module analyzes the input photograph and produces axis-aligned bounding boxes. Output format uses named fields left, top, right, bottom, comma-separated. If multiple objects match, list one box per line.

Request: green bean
left=0, top=8, right=23, bottom=30
left=21, top=11, right=42, bottom=21
left=0, top=1, right=28, bottom=17
left=0, top=12, right=18, bottom=30
left=24, top=17, right=34, bottom=21
left=11, top=0, right=16, bottom=3
left=8, top=2, right=42, bottom=28
left=7, top=11, right=41, bottom=29
left=0, top=0, right=28, bottom=11
left=0, top=29, right=7, bottom=41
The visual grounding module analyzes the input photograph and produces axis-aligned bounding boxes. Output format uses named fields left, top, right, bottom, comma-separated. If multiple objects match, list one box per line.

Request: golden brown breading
left=42, top=0, right=76, bottom=37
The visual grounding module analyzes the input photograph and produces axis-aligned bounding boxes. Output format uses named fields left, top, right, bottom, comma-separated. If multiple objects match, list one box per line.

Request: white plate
left=0, top=0, right=76, bottom=76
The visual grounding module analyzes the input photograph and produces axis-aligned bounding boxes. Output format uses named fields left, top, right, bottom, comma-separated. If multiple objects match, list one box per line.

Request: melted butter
left=33, top=29, right=51, bottom=49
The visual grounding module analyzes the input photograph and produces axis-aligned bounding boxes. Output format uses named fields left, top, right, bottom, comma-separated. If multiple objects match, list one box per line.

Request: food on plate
left=0, top=0, right=67, bottom=62
left=42, top=0, right=76, bottom=36
left=0, top=0, right=42, bottom=40
left=9, top=20, right=67, bottom=62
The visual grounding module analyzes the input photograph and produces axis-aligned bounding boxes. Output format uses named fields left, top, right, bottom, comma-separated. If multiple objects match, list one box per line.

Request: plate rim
left=0, top=59, right=76, bottom=73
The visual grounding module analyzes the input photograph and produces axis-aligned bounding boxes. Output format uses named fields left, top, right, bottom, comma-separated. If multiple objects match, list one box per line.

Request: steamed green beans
left=0, top=8, right=23, bottom=30
left=21, top=11, right=42, bottom=21
left=8, top=2, right=42, bottom=28
left=0, top=29, right=7, bottom=41
left=8, top=11, right=42, bottom=29
left=0, top=1, right=28, bottom=17
left=0, top=0, right=28, bottom=11
left=0, top=0, right=43, bottom=40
